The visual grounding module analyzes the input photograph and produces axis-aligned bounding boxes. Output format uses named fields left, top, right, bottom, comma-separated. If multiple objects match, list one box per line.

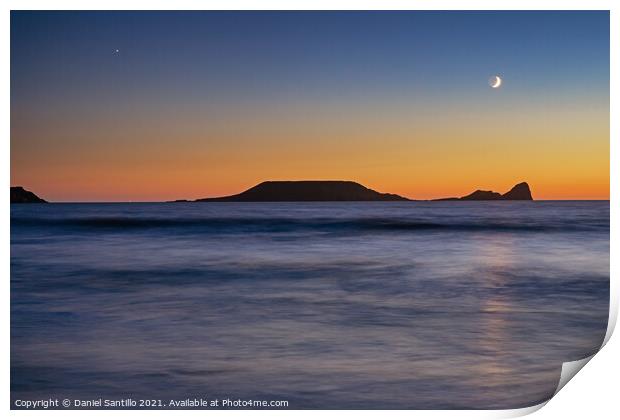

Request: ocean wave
left=10, top=216, right=607, bottom=233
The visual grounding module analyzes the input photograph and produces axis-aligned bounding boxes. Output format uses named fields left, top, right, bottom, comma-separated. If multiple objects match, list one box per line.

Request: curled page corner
left=499, top=354, right=598, bottom=418
left=544, top=290, right=619, bottom=401
left=554, top=355, right=595, bottom=396
left=522, top=304, right=617, bottom=415
left=602, top=297, right=618, bottom=348
left=496, top=401, right=548, bottom=418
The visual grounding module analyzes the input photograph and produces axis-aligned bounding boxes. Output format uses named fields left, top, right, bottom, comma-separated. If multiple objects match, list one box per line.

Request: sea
left=10, top=201, right=609, bottom=409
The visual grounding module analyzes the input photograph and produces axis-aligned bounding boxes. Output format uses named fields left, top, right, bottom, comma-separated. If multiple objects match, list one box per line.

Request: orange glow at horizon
left=11, top=96, right=609, bottom=202
left=10, top=11, right=609, bottom=203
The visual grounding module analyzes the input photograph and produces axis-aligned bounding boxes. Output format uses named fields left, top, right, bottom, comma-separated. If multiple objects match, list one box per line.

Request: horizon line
left=14, top=199, right=610, bottom=204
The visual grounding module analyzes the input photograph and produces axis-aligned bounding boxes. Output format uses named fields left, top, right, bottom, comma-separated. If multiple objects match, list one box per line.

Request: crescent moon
left=491, top=75, right=502, bottom=88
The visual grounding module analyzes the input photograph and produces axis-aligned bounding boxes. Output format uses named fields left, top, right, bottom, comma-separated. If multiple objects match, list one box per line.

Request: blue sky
left=11, top=11, right=610, bottom=200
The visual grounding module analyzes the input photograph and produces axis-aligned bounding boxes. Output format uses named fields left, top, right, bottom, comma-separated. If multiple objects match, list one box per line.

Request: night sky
left=11, top=11, right=609, bottom=201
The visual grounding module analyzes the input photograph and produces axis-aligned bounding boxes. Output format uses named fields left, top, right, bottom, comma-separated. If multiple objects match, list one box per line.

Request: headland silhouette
left=10, top=181, right=534, bottom=203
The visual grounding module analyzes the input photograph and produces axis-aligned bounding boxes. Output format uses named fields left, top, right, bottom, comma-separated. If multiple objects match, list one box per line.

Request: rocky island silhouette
left=10, top=186, right=47, bottom=203
left=190, top=180, right=533, bottom=202
left=195, top=181, right=409, bottom=202
left=11, top=181, right=533, bottom=203
left=434, top=182, right=533, bottom=201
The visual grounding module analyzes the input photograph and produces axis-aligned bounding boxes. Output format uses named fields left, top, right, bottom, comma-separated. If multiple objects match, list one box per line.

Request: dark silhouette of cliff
left=501, top=182, right=533, bottom=200
left=459, top=190, right=502, bottom=200
left=196, top=181, right=409, bottom=202
left=435, top=182, right=533, bottom=201
left=11, top=186, right=47, bottom=203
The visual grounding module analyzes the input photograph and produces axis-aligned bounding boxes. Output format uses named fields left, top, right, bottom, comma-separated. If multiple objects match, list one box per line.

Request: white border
left=3, top=2, right=616, bottom=419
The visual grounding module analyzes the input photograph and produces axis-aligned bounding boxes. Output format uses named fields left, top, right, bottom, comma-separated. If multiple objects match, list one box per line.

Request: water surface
left=11, top=201, right=609, bottom=409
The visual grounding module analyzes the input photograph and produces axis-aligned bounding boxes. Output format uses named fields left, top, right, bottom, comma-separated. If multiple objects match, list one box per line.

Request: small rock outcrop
left=11, top=186, right=47, bottom=203
left=460, top=190, right=503, bottom=200
left=501, top=182, right=533, bottom=200
left=435, top=182, right=533, bottom=201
